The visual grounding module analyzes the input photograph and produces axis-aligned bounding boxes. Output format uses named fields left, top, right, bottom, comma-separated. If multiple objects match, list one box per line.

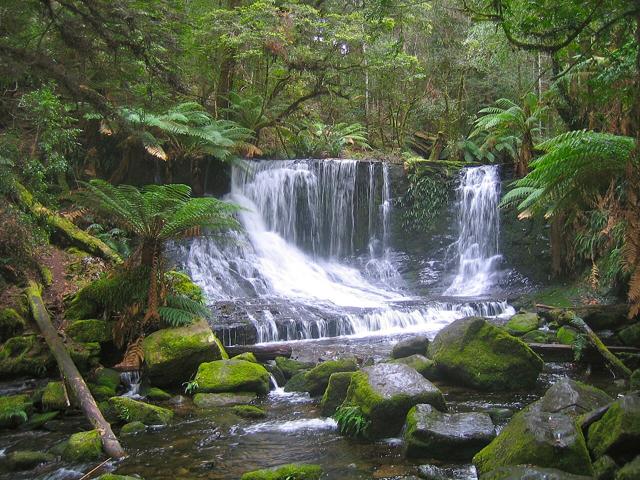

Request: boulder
left=473, top=400, right=593, bottom=477
left=25, top=411, right=59, bottom=429
left=42, top=381, right=68, bottom=411
left=588, top=393, right=640, bottom=460
left=505, top=312, right=540, bottom=336
left=342, top=363, right=446, bottom=438
left=522, top=330, right=556, bottom=344
left=233, top=352, right=258, bottom=363
left=0, top=394, right=31, bottom=428
left=120, top=421, right=146, bottom=435
left=90, top=368, right=121, bottom=401
left=62, top=429, right=103, bottom=462
left=593, top=455, right=618, bottom=480
left=404, top=403, right=495, bottom=459
left=391, top=336, right=430, bottom=359
left=275, top=356, right=313, bottom=380
left=631, top=369, right=640, bottom=391
left=142, top=387, right=172, bottom=401
left=232, top=405, right=266, bottom=418
left=108, top=397, right=173, bottom=425
left=428, top=317, right=543, bottom=391
left=618, top=322, right=640, bottom=348
left=390, top=355, right=437, bottom=380
left=616, top=456, right=640, bottom=480
left=142, top=319, right=228, bottom=387
left=68, top=341, right=101, bottom=374
left=320, top=371, right=354, bottom=416
left=283, top=372, right=308, bottom=392
left=480, top=466, right=594, bottom=479
left=304, top=358, right=358, bottom=396
left=0, top=335, right=54, bottom=378
left=557, top=326, right=579, bottom=345
left=538, top=379, right=612, bottom=418
left=66, top=319, right=112, bottom=343
left=193, top=392, right=257, bottom=408
left=0, top=308, right=25, bottom=342
left=2, top=450, right=54, bottom=471
left=194, top=359, right=270, bottom=395
left=240, top=463, right=323, bottom=480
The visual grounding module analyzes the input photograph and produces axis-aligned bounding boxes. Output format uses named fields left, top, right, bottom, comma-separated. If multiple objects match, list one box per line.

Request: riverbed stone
left=616, top=456, right=640, bottom=480
left=539, top=378, right=612, bottom=418
left=588, top=392, right=640, bottom=460
left=404, top=403, right=495, bottom=459
left=109, top=396, right=173, bottom=425
left=275, top=356, right=313, bottom=380
left=390, top=354, right=437, bottom=380
left=505, top=312, right=540, bottom=336
left=283, top=372, right=308, bottom=392
left=2, top=450, right=54, bottom=471
left=557, top=326, right=579, bottom=345
left=142, top=386, right=172, bottom=401
left=194, top=359, right=270, bottom=395
left=618, top=322, right=640, bottom=347
left=480, top=466, right=594, bottom=479
left=193, top=392, right=257, bottom=408
left=42, top=381, right=68, bottom=411
left=304, top=357, right=358, bottom=396
left=240, top=463, right=323, bottom=480
left=473, top=400, right=593, bottom=477
left=342, top=363, right=446, bottom=438
left=90, top=368, right=121, bottom=401
left=0, top=308, right=25, bottom=342
left=62, top=429, right=103, bottom=462
left=428, top=316, right=543, bottom=391
left=0, top=394, right=31, bottom=428
left=320, top=371, right=354, bottom=416
left=120, top=421, right=146, bottom=435
left=232, top=405, right=266, bottom=418
left=522, top=329, right=556, bottom=344
left=391, top=336, right=430, bottom=359
left=142, top=319, right=228, bottom=387
left=66, top=319, right=112, bottom=343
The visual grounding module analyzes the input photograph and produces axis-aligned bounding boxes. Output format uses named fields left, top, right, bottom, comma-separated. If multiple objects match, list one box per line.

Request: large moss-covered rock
left=505, top=312, right=540, bottom=336
left=143, top=319, right=228, bottom=387
left=194, top=359, right=270, bottom=395
left=108, top=397, right=173, bottom=425
left=404, top=403, right=495, bottom=459
left=428, top=317, right=543, bottom=391
left=588, top=393, right=640, bottom=460
left=275, top=356, right=313, bottom=380
left=616, top=456, right=640, bottom=480
left=89, top=368, right=121, bottom=401
left=2, top=450, right=54, bottom=471
left=389, top=354, right=437, bottom=380
left=539, top=379, right=611, bottom=418
left=120, top=421, right=146, bottom=435
left=480, top=466, right=593, bottom=480
left=240, top=463, right=323, bottom=480
left=233, top=352, right=258, bottom=363
left=68, top=341, right=101, bottom=373
left=193, top=392, right=257, bottom=408
left=618, top=323, right=640, bottom=348
left=0, top=335, right=53, bottom=378
left=66, top=319, right=112, bottom=343
left=232, top=405, right=266, bottom=419
left=142, top=386, right=172, bottom=401
left=42, top=381, right=68, bottom=411
left=304, top=358, right=358, bottom=396
left=473, top=400, right=593, bottom=477
left=320, top=371, right=354, bottom=416
left=283, top=372, right=308, bottom=392
left=62, top=429, right=103, bottom=462
left=0, top=308, right=25, bottom=342
left=391, top=336, right=429, bottom=359
left=522, top=330, right=556, bottom=344
left=0, top=394, right=31, bottom=428
left=342, top=363, right=446, bottom=438
left=557, top=326, right=579, bottom=345
left=593, top=455, right=618, bottom=480
left=631, top=369, right=640, bottom=391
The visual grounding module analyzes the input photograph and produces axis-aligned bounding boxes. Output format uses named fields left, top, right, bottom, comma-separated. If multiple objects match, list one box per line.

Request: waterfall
left=445, top=165, right=502, bottom=297
left=120, top=370, right=142, bottom=399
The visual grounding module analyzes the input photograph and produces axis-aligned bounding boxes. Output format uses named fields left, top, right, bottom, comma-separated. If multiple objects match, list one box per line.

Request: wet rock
left=233, top=352, right=258, bottom=363
left=631, top=369, right=640, bottom=391
left=428, top=317, right=543, bottom=391
left=304, top=357, right=358, bottom=396
left=62, top=429, right=103, bottom=462
left=1, top=450, right=54, bottom=471
left=42, top=381, right=69, bottom=411
left=480, top=466, right=594, bottom=479
left=275, top=356, right=313, bottom=380
left=232, top=405, right=266, bottom=418
left=240, top=463, right=323, bottom=480
left=505, top=312, right=540, bottom=336
left=417, top=464, right=476, bottom=480
left=539, top=378, right=612, bottom=418
left=109, top=397, right=173, bottom=425
left=194, top=359, right=270, bottom=395
left=283, top=372, right=308, bottom=392
left=0, top=335, right=54, bottom=378
left=593, top=455, right=618, bottom=480
left=320, top=371, right=354, bottom=416
left=265, top=363, right=286, bottom=387
left=142, top=319, right=228, bottom=387
left=96, top=475, right=145, bottom=480
left=342, top=363, right=446, bottom=438
left=193, top=392, right=258, bottom=408
left=25, top=411, right=59, bottom=429
left=66, top=319, right=112, bottom=343
left=391, top=336, right=429, bottom=359
left=588, top=392, right=640, bottom=461
left=142, top=386, right=172, bottom=401
left=120, top=421, right=146, bottom=435
left=0, top=394, right=31, bottom=428
left=0, top=308, right=25, bottom=342
left=473, top=400, right=593, bottom=477
left=616, top=456, right=640, bottom=480
left=68, top=341, right=101, bottom=373
left=389, top=355, right=437, bottom=380
left=618, top=322, right=640, bottom=348
left=522, top=329, right=556, bottom=344
left=486, top=408, right=514, bottom=424
left=404, top=403, right=495, bottom=459
left=557, top=326, right=579, bottom=345
left=89, top=368, right=121, bottom=401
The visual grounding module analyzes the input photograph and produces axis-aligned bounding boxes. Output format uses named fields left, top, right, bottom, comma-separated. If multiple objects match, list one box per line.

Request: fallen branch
left=226, top=343, right=292, bottom=361
left=26, top=281, right=125, bottom=459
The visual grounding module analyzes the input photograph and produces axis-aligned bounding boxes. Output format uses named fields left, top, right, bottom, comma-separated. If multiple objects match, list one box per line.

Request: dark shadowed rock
left=480, top=466, right=594, bottom=479
left=391, top=336, right=430, bottom=359
left=320, top=371, right=354, bottom=416
left=539, top=378, right=612, bottom=418
left=389, top=355, right=438, bottom=380
left=588, top=392, right=640, bottom=461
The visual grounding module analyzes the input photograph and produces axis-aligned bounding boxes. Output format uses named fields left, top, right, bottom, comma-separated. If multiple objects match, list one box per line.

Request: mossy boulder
left=539, top=379, right=611, bottom=418
left=283, top=372, right=308, bottom=392
left=68, top=341, right=101, bottom=373
left=0, top=308, right=25, bottom=342
left=240, top=463, right=323, bottom=480
left=193, top=392, right=257, bottom=408
left=389, top=354, right=437, bottom=380
left=391, top=336, right=429, bottom=359
left=42, top=381, right=68, bottom=411
left=428, top=317, right=543, bottom=391
left=0, top=335, right=54, bottom=378
left=142, top=319, right=228, bottom=387
left=233, top=352, right=258, bottom=363
left=473, top=400, right=593, bottom=477
left=593, top=455, right=618, bottom=480
left=320, top=371, right=354, bottom=416
left=0, top=394, right=32, bottom=428
left=616, top=456, right=640, bottom=480
left=522, top=329, right=556, bottom=344
left=557, top=326, right=579, bottom=345
left=505, top=312, right=540, bottom=336
left=120, top=421, right=146, bottom=435
left=142, top=387, right=172, bottom=401
left=232, top=405, right=266, bottom=418
left=89, top=368, right=121, bottom=401
left=631, top=369, right=640, bottom=391
left=66, top=319, right=112, bottom=343
left=26, top=411, right=59, bottom=429
left=618, top=322, right=640, bottom=348
left=275, top=356, right=313, bottom=380
left=342, top=363, right=446, bottom=438
left=588, top=393, right=640, bottom=460
left=108, top=397, right=173, bottom=425
left=480, top=466, right=593, bottom=479
left=404, top=403, right=495, bottom=460
left=304, top=357, right=358, bottom=396
left=2, top=450, right=54, bottom=471
left=62, top=429, right=103, bottom=462
left=194, top=359, right=270, bottom=395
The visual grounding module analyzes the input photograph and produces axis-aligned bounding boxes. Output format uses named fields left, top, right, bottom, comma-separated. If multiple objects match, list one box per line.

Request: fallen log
left=528, top=343, right=640, bottom=364
left=26, top=281, right=125, bottom=459
left=226, top=343, right=292, bottom=361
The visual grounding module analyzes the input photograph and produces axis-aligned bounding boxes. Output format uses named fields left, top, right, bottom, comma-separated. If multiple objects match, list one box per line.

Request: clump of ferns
left=183, top=378, right=199, bottom=395
left=334, top=406, right=370, bottom=438
left=0, top=407, right=28, bottom=427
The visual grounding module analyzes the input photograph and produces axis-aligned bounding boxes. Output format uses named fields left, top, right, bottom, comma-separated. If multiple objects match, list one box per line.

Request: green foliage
left=334, top=405, right=371, bottom=438
left=183, top=378, right=199, bottom=395
left=86, top=224, right=131, bottom=258
left=289, top=122, right=370, bottom=158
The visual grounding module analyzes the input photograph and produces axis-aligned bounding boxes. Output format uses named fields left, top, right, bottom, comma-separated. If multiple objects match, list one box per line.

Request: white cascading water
left=182, top=160, right=513, bottom=344
left=445, top=165, right=503, bottom=297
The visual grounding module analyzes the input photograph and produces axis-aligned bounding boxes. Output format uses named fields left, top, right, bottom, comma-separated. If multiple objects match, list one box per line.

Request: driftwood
left=26, top=281, right=125, bottom=459
left=226, top=343, right=292, bottom=361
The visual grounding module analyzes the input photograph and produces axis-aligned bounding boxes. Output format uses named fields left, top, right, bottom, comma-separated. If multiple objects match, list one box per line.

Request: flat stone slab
left=193, top=392, right=257, bottom=408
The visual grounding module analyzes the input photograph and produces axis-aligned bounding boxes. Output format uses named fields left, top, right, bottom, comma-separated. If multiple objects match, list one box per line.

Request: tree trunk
left=26, top=281, right=125, bottom=459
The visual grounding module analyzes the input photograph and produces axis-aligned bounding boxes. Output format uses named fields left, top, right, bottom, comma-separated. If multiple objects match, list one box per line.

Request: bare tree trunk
left=26, top=281, right=125, bottom=459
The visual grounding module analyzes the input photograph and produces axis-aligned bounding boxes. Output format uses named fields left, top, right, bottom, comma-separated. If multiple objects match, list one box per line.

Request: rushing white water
left=445, top=165, right=503, bottom=297
left=120, top=370, right=142, bottom=399
left=244, top=418, right=338, bottom=434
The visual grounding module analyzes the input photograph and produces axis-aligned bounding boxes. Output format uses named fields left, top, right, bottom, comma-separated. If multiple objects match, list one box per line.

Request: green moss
left=232, top=405, right=266, bottom=418
left=275, top=356, right=312, bottom=379
left=320, top=371, right=354, bottom=416
left=192, top=392, right=257, bottom=408
left=3, top=450, right=54, bottom=471
left=304, top=358, right=358, bottom=396
left=66, top=319, right=112, bottom=343
left=42, top=381, right=68, bottom=411
left=505, top=312, right=540, bottom=336
left=68, top=341, right=101, bottom=373
left=39, top=265, right=53, bottom=287
left=194, top=359, right=270, bottom=395
left=233, top=352, right=258, bottom=363
left=165, top=270, right=204, bottom=303
left=240, top=463, right=323, bottom=480
left=521, top=329, right=555, bottom=344
left=90, top=368, right=121, bottom=400
left=283, top=372, right=308, bottom=392
left=143, top=386, right=172, bottom=401
left=588, top=394, right=640, bottom=459
left=616, top=456, right=640, bottom=480
left=631, top=369, right=640, bottom=391
left=389, top=354, right=437, bottom=380
left=557, top=326, right=579, bottom=345
left=593, top=455, right=618, bottom=480
left=120, top=421, right=146, bottom=435
left=618, top=323, right=640, bottom=348
left=108, top=397, right=173, bottom=425
left=0, top=308, right=25, bottom=342
left=0, top=394, right=32, bottom=428
left=62, top=429, right=103, bottom=462
left=25, top=411, right=59, bottom=429
left=0, top=335, right=53, bottom=378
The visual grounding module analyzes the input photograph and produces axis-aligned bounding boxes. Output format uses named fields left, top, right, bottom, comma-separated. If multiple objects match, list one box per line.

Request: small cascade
left=445, top=165, right=503, bottom=296
left=120, top=370, right=142, bottom=399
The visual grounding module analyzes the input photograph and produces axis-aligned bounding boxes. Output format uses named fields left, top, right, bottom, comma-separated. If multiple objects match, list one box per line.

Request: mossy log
left=26, top=281, right=125, bottom=459
left=13, top=182, right=122, bottom=264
